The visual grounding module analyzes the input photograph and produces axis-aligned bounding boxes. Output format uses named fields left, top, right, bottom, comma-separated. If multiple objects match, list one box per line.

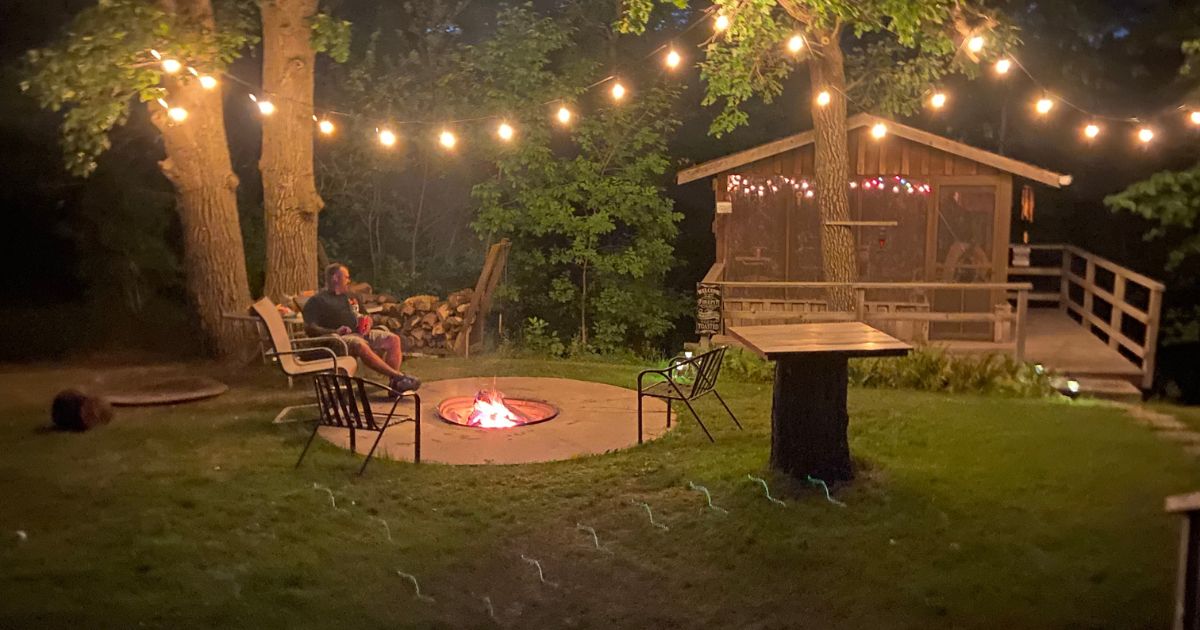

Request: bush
left=721, top=346, right=1056, bottom=397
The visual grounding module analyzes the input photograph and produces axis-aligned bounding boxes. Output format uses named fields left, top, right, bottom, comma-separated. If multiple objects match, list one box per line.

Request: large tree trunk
left=808, top=29, right=858, bottom=311
left=150, top=0, right=253, bottom=356
left=260, top=0, right=323, bottom=300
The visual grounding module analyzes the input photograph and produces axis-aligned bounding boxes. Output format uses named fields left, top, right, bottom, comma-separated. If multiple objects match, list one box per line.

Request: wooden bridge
left=700, top=244, right=1164, bottom=396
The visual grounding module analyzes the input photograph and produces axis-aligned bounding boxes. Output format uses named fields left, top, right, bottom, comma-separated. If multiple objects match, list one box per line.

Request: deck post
left=1058, top=247, right=1071, bottom=313
left=1082, top=257, right=1096, bottom=324
left=854, top=287, right=867, bottom=322
left=1015, top=288, right=1028, bottom=361
left=1108, top=275, right=1126, bottom=350
left=1144, top=288, right=1163, bottom=391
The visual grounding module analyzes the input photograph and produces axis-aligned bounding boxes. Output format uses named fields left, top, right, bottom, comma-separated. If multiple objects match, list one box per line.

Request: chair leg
left=295, top=423, right=321, bottom=468
left=678, top=396, right=714, bottom=443
left=713, top=391, right=742, bottom=431
left=667, top=399, right=672, bottom=428
left=358, top=427, right=388, bottom=475
left=637, top=393, right=644, bottom=444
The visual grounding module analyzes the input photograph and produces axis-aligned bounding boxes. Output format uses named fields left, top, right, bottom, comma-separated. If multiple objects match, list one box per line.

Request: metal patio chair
left=297, top=373, right=421, bottom=475
left=636, top=345, right=742, bottom=444
left=250, top=297, right=358, bottom=386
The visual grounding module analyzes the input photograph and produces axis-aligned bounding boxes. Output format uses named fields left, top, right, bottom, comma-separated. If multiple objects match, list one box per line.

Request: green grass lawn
left=0, top=356, right=1196, bottom=629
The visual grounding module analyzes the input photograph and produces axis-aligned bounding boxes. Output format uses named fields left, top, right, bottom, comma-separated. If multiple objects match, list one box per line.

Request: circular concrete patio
left=317, top=376, right=673, bottom=465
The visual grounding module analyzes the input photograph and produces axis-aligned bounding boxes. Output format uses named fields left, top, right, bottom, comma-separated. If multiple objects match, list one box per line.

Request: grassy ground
left=0, top=356, right=1197, bottom=629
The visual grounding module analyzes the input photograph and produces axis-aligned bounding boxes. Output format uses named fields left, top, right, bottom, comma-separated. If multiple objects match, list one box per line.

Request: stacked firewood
left=354, top=282, right=474, bottom=353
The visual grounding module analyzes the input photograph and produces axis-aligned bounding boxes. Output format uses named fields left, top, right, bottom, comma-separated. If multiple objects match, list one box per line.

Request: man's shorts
left=341, top=328, right=398, bottom=356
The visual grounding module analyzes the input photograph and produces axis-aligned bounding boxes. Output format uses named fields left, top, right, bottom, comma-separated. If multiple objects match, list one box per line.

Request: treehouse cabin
left=686, top=113, right=1164, bottom=394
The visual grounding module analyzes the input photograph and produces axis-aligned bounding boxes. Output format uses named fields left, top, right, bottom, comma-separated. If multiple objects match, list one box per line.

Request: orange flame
left=467, top=389, right=522, bottom=428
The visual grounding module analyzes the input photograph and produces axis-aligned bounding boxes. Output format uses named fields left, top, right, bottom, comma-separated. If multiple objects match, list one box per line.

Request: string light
left=1137, top=127, right=1154, bottom=144
left=167, top=106, right=188, bottom=122
left=439, top=129, right=457, bottom=149
left=497, top=122, right=514, bottom=141
left=249, top=94, right=275, bottom=115
left=161, top=59, right=182, bottom=74
left=556, top=106, right=572, bottom=125
left=714, top=13, right=729, bottom=32
left=1190, top=111, right=1200, bottom=126
left=787, top=35, right=804, bottom=53
left=994, top=58, right=1012, bottom=75
left=1035, top=97, right=1054, bottom=115
left=317, top=119, right=335, bottom=135
left=967, top=36, right=985, bottom=53
left=611, top=82, right=626, bottom=101
left=871, top=123, right=888, bottom=139
left=665, top=49, right=681, bottom=69
left=378, top=128, right=397, bottom=147
left=929, top=92, right=947, bottom=109
left=815, top=91, right=831, bottom=107
left=198, top=75, right=218, bottom=90
left=1083, top=123, right=1100, bottom=139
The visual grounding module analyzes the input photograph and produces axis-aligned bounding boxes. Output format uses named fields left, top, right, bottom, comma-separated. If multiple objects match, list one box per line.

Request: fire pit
left=437, top=389, right=559, bottom=429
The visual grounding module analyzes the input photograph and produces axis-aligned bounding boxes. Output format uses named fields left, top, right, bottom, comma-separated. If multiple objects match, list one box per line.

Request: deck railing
left=698, top=263, right=1033, bottom=361
left=1008, top=244, right=1163, bottom=388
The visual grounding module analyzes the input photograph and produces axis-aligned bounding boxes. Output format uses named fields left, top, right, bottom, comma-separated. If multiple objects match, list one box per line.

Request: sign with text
left=695, top=283, right=723, bottom=335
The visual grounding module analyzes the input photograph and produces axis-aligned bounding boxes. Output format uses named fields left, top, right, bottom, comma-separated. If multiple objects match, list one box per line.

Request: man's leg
left=367, top=329, right=403, bottom=372
left=344, top=336, right=401, bottom=379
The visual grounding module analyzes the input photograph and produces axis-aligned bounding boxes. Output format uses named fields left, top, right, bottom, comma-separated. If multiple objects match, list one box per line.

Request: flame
left=467, top=389, right=522, bottom=428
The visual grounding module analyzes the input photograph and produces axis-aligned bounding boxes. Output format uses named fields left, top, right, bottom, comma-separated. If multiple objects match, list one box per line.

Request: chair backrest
left=250, top=297, right=300, bottom=373
left=682, top=346, right=726, bottom=399
left=312, top=373, right=380, bottom=431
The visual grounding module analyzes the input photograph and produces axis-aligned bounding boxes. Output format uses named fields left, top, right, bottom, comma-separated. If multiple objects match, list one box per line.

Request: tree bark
left=769, top=355, right=854, bottom=481
left=150, top=0, right=253, bottom=356
left=260, top=0, right=324, bottom=300
left=808, top=29, right=858, bottom=311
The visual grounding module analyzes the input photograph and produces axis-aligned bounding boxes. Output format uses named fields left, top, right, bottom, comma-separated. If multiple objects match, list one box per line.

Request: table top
left=727, top=322, right=912, bottom=360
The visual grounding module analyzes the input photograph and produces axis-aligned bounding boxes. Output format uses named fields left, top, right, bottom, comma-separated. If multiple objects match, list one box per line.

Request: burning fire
left=467, top=389, right=523, bottom=428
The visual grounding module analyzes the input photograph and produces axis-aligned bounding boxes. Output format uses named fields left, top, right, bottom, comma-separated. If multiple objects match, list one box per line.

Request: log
left=432, top=323, right=445, bottom=336
left=405, top=295, right=438, bottom=311
left=456, top=304, right=469, bottom=314
left=421, top=312, right=438, bottom=327
left=349, top=281, right=373, bottom=295
left=769, top=355, right=854, bottom=481
left=436, top=302, right=452, bottom=320
left=401, top=302, right=416, bottom=316
left=51, top=390, right=113, bottom=432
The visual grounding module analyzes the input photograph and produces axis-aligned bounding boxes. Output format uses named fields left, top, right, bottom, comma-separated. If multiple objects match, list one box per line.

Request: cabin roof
left=676, top=113, right=1072, bottom=188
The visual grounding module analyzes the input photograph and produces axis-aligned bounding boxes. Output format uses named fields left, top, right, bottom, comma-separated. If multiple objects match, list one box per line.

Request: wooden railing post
left=1059, top=247, right=1071, bottom=313
left=1108, top=275, right=1126, bottom=350
left=854, top=287, right=867, bottom=322
left=1015, top=288, right=1029, bottom=361
left=1144, top=287, right=1164, bottom=390
left=1082, top=255, right=1096, bottom=321
left=1166, top=492, right=1200, bottom=630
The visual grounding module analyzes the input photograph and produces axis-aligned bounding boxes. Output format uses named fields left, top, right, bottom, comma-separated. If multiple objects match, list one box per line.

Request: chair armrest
left=291, top=335, right=350, bottom=356
left=265, top=346, right=341, bottom=374
left=637, top=366, right=677, bottom=393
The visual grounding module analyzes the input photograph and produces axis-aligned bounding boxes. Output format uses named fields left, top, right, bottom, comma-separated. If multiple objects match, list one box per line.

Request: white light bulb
left=815, top=91, right=831, bottom=107
left=611, top=82, right=626, bottom=101
left=198, top=75, right=218, bottom=90
left=378, top=129, right=397, bottom=147
left=967, top=36, right=985, bottom=53
left=665, top=49, right=681, bottom=69
left=167, top=106, right=188, bottom=122
left=787, top=35, right=804, bottom=53
left=995, top=58, right=1012, bottom=75
left=1035, top=98, right=1054, bottom=115
left=930, top=92, right=947, bottom=109
left=497, top=122, right=514, bottom=141
left=1083, top=124, right=1100, bottom=139
left=317, top=119, right=335, bottom=135
left=1190, top=110, right=1200, bottom=126
left=161, top=59, right=182, bottom=74
left=871, top=123, right=887, bottom=139
left=556, top=106, right=572, bottom=124
left=1138, top=128, right=1154, bottom=143
left=257, top=100, right=276, bottom=115
left=714, top=14, right=729, bottom=32
left=439, top=130, right=457, bottom=148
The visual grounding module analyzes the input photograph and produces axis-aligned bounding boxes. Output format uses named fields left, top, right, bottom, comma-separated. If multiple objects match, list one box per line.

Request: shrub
left=721, top=345, right=1056, bottom=397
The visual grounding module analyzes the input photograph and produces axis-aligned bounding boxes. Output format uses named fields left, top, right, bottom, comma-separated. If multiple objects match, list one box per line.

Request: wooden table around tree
left=728, top=322, right=911, bottom=482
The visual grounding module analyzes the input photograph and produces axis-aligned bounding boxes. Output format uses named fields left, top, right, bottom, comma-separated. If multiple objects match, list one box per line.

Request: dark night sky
left=0, top=0, right=1196, bottom=353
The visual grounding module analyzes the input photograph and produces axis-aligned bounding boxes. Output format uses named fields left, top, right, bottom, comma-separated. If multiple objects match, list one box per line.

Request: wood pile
left=354, top=282, right=475, bottom=353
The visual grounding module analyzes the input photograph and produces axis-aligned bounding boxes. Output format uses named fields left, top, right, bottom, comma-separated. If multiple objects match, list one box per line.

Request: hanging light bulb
left=1035, top=97, right=1054, bottom=115
left=665, top=49, right=681, bottom=69
left=815, top=91, right=831, bottom=107
left=967, top=36, right=985, bottom=53
left=714, top=13, right=729, bottom=32
left=994, top=58, right=1012, bottom=75
left=378, top=128, right=397, bottom=147
left=439, top=129, right=457, bottom=149
left=1190, top=110, right=1200, bottom=126
left=161, top=58, right=182, bottom=74
left=787, top=35, right=804, bottom=53
left=611, top=81, right=626, bottom=101
left=556, top=106, right=572, bottom=125
left=167, top=106, right=188, bottom=122
left=497, top=122, right=514, bottom=141
left=317, top=119, right=335, bottom=135
left=257, top=100, right=275, bottom=115
left=1137, top=127, right=1154, bottom=144
left=871, top=122, right=888, bottom=139
left=1083, top=123, right=1100, bottom=139
left=198, top=75, right=218, bottom=90
left=929, top=92, right=947, bottom=109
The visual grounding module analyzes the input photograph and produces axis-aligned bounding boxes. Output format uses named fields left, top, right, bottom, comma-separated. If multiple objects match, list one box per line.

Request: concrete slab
left=318, top=377, right=673, bottom=465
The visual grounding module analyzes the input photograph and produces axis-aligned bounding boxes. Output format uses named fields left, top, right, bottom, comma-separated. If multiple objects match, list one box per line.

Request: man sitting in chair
left=303, top=263, right=421, bottom=393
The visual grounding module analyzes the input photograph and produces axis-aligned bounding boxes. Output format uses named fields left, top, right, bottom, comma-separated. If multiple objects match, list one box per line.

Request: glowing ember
left=468, top=389, right=521, bottom=428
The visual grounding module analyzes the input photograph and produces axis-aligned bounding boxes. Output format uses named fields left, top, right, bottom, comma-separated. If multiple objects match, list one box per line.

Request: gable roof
left=676, top=113, right=1072, bottom=188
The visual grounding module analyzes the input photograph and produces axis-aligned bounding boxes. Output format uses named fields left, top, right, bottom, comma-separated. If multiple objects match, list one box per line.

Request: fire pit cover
left=437, top=390, right=559, bottom=429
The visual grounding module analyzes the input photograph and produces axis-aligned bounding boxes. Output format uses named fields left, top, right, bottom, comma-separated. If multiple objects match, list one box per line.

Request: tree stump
left=51, top=390, right=113, bottom=432
left=768, top=355, right=854, bottom=481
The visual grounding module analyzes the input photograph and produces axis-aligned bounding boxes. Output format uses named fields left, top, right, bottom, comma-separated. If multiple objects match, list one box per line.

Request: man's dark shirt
left=302, top=290, right=358, bottom=332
